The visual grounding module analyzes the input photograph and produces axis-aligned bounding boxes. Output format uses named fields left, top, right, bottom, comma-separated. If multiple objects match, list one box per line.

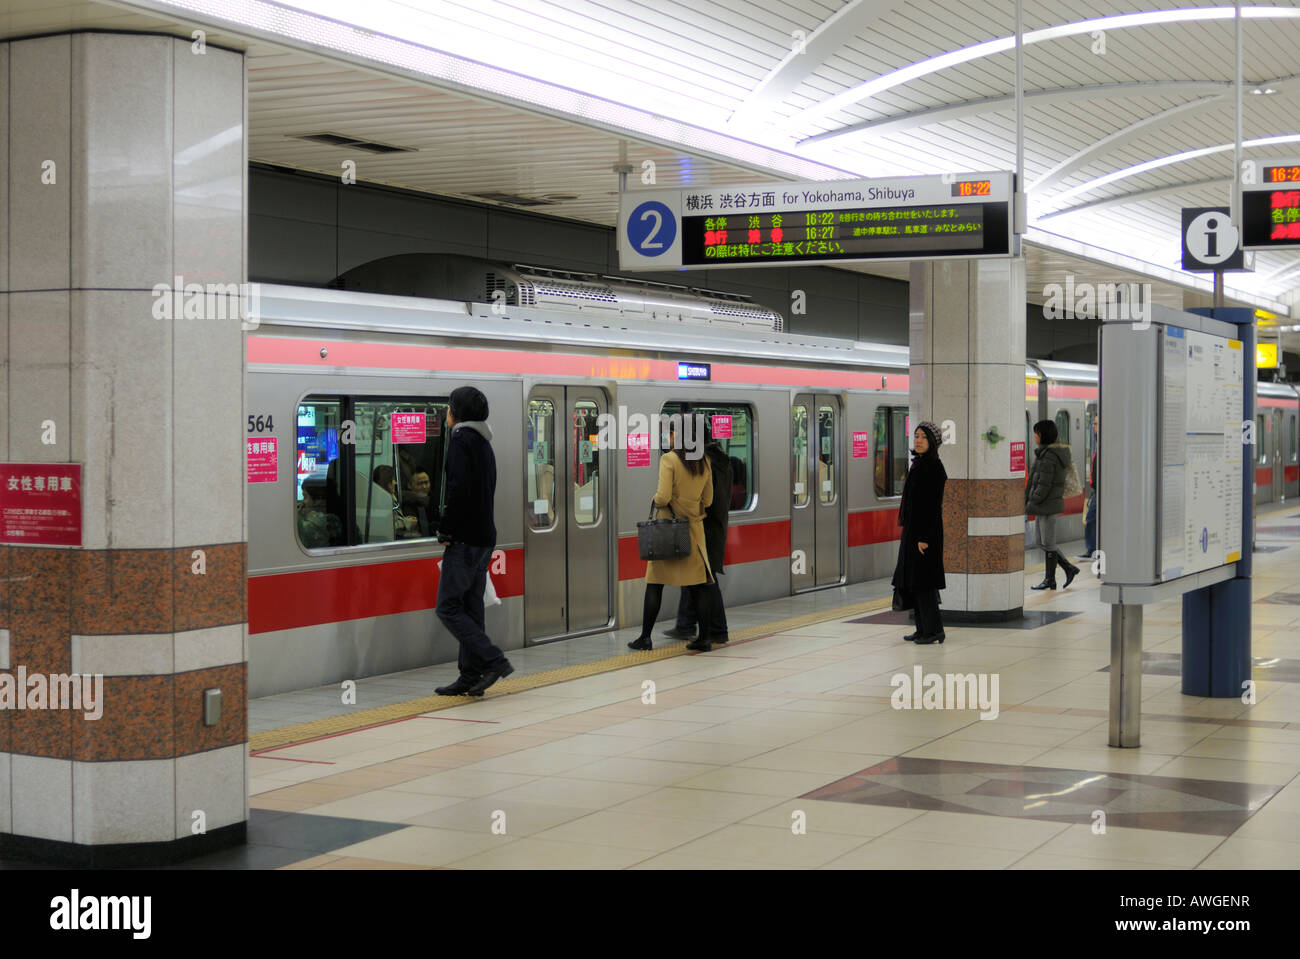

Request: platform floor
left=11, top=512, right=1299, bottom=871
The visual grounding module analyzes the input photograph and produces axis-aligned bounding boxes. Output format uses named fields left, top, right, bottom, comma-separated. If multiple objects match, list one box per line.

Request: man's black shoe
left=662, top=627, right=695, bottom=641
left=465, top=660, right=515, bottom=696
left=711, top=633, right=730, bottom=644
left=435, top=676, right=479, bottom=696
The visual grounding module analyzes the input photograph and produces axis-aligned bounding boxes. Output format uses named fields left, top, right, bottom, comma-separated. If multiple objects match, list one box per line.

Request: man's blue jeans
left=1083, top=493, right=1097, bottom=557
left=436, top=542, right=505, bottom=680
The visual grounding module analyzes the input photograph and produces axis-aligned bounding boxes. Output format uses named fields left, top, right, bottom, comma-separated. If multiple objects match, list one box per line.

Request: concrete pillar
left=909, top=258, right=1027, bottom=621
left=0, top=33, right=247, bottom=865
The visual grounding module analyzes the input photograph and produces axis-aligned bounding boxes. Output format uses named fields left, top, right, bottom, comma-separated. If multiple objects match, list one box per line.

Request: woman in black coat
left=891, top=421, right=947, bottom=644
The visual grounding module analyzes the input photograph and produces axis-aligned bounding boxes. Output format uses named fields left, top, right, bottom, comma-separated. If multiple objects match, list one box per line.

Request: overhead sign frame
left=618, top=172, right=1015, bottom=272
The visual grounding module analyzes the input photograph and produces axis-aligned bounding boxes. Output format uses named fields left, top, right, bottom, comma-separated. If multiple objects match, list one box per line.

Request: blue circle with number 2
left=627, top=201, right=676, bottom=256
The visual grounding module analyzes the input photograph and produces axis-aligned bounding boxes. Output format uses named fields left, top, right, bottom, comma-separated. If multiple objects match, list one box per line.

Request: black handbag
left=637, top=502, right=692, bottom=561
left=892, top=586, right=914, bottom=611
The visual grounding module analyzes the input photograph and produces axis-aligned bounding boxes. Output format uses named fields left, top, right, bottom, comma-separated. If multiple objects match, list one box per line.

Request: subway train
left=245, top=263, right=1300, bottom=697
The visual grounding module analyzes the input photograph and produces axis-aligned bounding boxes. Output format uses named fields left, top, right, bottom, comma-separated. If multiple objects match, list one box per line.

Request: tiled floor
left=197, top=515, right=1300, bottom=870
left=9, top=518, right=1298, bottom=870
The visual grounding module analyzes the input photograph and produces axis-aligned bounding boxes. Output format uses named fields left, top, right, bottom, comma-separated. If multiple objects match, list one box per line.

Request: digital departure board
left=1242, top=157, right=1300, bottom=249
left=618, top=173, right=1014, bottom=271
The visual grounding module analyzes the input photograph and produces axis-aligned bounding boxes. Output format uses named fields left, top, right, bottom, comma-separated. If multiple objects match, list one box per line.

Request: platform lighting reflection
left=1022, top=774, right=1108, bottom=811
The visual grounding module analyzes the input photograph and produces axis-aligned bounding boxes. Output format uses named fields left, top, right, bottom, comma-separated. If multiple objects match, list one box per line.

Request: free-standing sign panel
left=619, top=173, right=1014, bottom=271
left=0, top=463, right=82, bottom=545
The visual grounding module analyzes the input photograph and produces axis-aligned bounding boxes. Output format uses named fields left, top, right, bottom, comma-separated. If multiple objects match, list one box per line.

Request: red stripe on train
left=1257, top=467, right=1273, bottom=486
left=1287, top=466, right=1299, bottom=483
left=248, top=548, right=525, bottom=635
left=617, top=519, right=794, bottom=582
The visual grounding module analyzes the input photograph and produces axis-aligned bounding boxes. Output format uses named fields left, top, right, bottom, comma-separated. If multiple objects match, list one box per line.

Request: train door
left=1272, top=408, right=1285, bottom=501
left=524, top=386, right=613, bottom=642
left=791, top=394, right=844, bottom=592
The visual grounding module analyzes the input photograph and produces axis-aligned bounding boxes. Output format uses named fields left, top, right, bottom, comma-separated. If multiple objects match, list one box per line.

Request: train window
left=1257, top=414, right=1267, bottom=463
left=296, top=395, right=448, bottom=550
left=817, top=406, right=836, bottom=504
left=1291, top=414, right=1297, bottom=462
left=793, top=404, right=809, bottom=508
left=660, top=402, right=755, bottom=510
left=572, top=400, right=600, bottom=526
left=527, top=399, right=557, bottom=530
left=871, top=406, right=910, bottom=498
left=1055, top=410, right=1070, bottom=445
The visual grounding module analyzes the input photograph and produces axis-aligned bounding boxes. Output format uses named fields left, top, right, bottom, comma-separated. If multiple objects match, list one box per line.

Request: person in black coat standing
left=663, top=434, right=733, bottom=644
left=892, top=421, right=948, bottom=645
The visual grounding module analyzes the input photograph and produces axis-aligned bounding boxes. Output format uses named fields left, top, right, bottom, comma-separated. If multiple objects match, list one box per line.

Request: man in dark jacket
left=664, top=434, right=732, bottom=644
left=434, top=386, right=514, bottom=697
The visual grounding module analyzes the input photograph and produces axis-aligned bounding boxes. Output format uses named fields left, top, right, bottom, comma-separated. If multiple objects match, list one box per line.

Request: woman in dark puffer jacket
left=1026, top=419, right=1080, bottom=590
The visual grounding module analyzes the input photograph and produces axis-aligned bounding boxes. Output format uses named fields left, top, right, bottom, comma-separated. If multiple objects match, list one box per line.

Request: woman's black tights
left=638, top=582, right=713, bottom=642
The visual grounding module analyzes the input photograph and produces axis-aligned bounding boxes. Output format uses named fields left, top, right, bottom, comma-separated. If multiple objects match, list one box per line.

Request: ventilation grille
left=293, top=132, right=415, bottom=154
left=471, top=191, right=557, bottom=207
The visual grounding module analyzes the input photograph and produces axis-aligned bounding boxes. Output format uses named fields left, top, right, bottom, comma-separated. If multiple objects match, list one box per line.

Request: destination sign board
left=618, top=173, right=1014, bottom=271
left=1242, top=157, right=1300, bottom=249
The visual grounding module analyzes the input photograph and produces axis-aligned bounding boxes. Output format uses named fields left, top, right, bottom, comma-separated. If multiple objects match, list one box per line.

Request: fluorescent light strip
left=116, top=0, right=855, bottom=182
left=1045, top=134, right=1300, bottom=208
left=800, top=6, right=1299, bottom=130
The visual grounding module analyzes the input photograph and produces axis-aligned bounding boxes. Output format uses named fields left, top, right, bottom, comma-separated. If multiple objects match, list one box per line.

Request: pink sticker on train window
left=851, top=431, right=869, bottom=458
left=626, top=434, right=651, bottom=467
left=247, top=437, right=278, bottom=483
left=711, top=415, right=732, bottom=439
left=1010, top=441, right=1026, bottom=473
left=391, top=412, right=426, bottom=444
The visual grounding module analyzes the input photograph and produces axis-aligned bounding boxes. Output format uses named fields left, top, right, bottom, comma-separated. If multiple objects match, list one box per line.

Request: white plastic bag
left=437, top=558, right=501, bottom=607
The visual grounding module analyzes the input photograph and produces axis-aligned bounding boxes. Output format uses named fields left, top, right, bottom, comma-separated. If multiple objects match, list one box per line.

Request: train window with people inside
left=295, top=395, right=449, bottom=550
left=817, top=406, right=836, bottom=504
left=1084, top=405, right=1097, bottom=486
left=1055, top=409, right=1070, bottom=445
left=527, top=399, right=558, bottom=530
left=871, top=406, right=910, bottom=498
left=659, top=402, right=755, bottom=511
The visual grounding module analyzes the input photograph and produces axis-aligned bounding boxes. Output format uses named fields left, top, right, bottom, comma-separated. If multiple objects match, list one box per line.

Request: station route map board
left=618, top=173, right=1013, bottom=271
left=1159, top=326, right=1244, bottom=580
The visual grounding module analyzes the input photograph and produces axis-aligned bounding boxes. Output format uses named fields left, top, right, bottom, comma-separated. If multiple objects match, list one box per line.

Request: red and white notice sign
left=1010, top=441, right=1026, bottom=473
left=391, top=412, right=427, bottom=444
left=0, top=463, right=82, bottom=545
left=851, top=431, right=870, bottom=458
left=626, top=434, right=651, bottom=467
left=247, top=437, right=278, bottom=483
left=710, top=415, right=732, bottom=439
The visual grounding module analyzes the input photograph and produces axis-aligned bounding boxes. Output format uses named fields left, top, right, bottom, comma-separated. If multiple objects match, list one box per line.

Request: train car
left=245, top=276, right=916, bottom=697
left=1256, top=381, right=1300, bottom=505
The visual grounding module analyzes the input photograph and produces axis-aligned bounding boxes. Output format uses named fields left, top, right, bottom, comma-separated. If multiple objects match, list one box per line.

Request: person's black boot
left=465, top=659, right=514, bottom=696
left=1031, top=552, right=1058, bottom=590
left=1057, top=551, right=1080, bottom=589
left=628, top=636, right=653, bottom=651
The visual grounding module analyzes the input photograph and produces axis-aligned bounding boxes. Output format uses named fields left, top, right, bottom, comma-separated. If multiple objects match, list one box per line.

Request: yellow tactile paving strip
left=248, top=593, right=901, bottom=754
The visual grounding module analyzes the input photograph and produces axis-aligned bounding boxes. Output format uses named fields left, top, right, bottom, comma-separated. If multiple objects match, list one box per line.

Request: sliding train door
left=791, top=393, right=845, bottom=592
left=524, top=386, right=613, bottom=642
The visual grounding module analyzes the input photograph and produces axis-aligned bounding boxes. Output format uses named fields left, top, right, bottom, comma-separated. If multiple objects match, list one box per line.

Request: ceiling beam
left=799, top=80, right=1230, bottom=146
left=1034, top=176, right=1229, bottom=218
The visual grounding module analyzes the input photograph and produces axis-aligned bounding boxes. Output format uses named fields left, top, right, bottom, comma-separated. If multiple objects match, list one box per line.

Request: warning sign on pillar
left=1010, top=441, right=1026, bottom=473
left=247, top=437, right=278, bottom=483
left=851, top=431, right=870, bottom=458
left=0, top=463, right=83, bottom=545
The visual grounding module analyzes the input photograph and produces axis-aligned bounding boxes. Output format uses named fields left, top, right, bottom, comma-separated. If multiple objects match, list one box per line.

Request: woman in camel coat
left=628, top=423, right=716, bottom=652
